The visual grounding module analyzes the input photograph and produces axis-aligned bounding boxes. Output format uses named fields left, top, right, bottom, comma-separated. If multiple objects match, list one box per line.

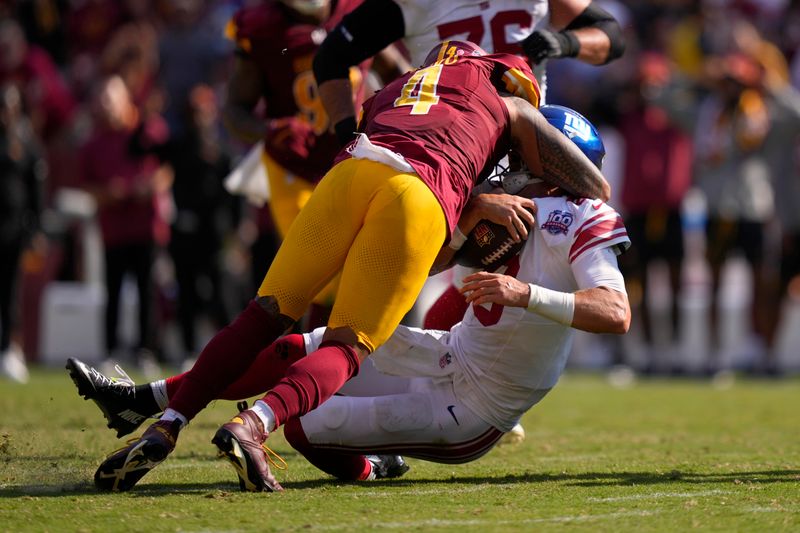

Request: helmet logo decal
left=563, top=113, right=592, bottom=141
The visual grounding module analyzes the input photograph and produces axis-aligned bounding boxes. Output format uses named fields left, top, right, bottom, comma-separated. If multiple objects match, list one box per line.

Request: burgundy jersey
left=227, top=0, right=368, bottom=182
left=344, top=51, right=540, bottom=232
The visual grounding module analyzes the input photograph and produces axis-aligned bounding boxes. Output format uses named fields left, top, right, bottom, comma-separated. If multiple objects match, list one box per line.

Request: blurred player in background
left=89, top=41, right=609, bottom=493
left=0, top=84, right=45, bottom=384
left=223, top=0, right=407, bottom=329
left=68, top=105, right=628, bottom=485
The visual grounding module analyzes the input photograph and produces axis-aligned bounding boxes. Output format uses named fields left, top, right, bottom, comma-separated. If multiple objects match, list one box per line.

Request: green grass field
left=0, top=368, right=798, bottom=532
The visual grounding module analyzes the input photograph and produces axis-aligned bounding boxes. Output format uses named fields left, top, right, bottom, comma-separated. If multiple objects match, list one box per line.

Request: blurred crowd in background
left=2, top=0, right=800, bottom=384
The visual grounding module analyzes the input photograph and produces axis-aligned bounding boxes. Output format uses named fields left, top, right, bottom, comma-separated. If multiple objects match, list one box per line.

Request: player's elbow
left=606, top=296, right=631, bottom=334
left=599, top=179, right=612, bottom=202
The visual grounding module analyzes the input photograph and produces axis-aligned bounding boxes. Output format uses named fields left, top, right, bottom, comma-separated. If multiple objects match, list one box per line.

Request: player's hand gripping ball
left=454, top=207, right=534, bottom=270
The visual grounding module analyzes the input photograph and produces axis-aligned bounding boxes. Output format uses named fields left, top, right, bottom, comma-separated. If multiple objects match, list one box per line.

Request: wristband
left=448, top=226, right=468, bottom=250
left=526, top=284, right=575, bottom=325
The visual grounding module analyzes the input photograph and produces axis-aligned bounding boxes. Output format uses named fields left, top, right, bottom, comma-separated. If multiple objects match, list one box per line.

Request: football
left=454, top=211, right=532, bottom=270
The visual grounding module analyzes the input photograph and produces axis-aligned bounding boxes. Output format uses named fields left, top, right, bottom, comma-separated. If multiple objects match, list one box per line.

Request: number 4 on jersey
left=393, top=63, right=443, bottom=115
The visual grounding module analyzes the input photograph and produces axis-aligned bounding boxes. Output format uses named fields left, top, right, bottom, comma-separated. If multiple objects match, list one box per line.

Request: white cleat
left=498, top=423, right=526, bottom=445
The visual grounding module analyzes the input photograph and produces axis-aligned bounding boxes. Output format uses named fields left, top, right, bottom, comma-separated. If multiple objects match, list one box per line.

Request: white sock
left=251, top=400, right=276, bottom=433
left=160, top=408, right=188, bottom=428
left=150, top=379, right=169, bottom=411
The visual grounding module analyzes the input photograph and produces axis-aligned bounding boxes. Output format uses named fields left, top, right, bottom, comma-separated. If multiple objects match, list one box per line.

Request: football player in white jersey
left=67, top=105, right=630, bottom=482
left=312, top=0, right=625, bottom=146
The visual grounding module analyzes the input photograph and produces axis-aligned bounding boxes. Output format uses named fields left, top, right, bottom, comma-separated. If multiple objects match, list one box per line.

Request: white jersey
left=447, top=196, right=628, bottom=430
left=397, top=0, right=549, bottom=94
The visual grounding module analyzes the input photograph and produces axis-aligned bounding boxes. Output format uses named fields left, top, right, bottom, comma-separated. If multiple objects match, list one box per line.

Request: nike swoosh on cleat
left=118, top=409, right=146, bottom=423
left=446, top=405, right=459, bottom=425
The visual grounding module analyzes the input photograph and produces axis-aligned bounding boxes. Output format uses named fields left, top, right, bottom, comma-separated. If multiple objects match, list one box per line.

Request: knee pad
left=317, top=396, right=352, bottom=430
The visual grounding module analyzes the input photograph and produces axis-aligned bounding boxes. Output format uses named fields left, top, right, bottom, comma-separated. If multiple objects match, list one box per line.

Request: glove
left=520, top=29, right=580, bottom=64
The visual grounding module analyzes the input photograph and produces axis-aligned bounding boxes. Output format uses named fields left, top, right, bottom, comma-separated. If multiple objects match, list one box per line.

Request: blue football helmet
left=486, top=104, right=604, bottom=195
left=539, top=104, right=605, bottom=170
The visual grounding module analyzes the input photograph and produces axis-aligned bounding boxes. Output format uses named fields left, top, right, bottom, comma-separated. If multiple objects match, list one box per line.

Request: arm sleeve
left=313, top=0, right=405, bottom=85
left=564, top=2, right=625, bottom=63
left=571, top=246, right=627, bottom=293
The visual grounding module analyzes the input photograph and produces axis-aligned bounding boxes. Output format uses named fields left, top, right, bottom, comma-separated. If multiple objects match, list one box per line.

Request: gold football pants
left=262, top=151, right=337, bottom=306
left=258, top=158, right=447, bottom=352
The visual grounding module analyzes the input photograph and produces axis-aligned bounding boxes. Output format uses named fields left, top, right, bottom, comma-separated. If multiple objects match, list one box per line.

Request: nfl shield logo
left=473, top=223, right=494, bottom=247
left=439, top=353, right=452, bottom=369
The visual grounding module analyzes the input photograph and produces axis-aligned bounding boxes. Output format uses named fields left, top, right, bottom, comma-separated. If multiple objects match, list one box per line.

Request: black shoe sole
left=385, top=462, right=410, bottom=479
left=94, top=440, right=166, bottom=492
left=65, top=358, right=139, bottom=439
left=212, top=428, right=273, bottom=493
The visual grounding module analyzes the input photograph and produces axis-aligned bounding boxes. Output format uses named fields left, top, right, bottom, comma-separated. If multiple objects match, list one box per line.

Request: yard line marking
left=588, top=489, right=733, bottom=502
left=357, top=483, right=519, bottom=497
left=743, top=506, right=794, bottom=514
left=313, top=510, right=662, bottom=530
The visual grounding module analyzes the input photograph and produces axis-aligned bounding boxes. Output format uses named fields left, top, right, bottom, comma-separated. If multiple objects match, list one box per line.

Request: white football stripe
left=588, top=489, right=733, bottom=502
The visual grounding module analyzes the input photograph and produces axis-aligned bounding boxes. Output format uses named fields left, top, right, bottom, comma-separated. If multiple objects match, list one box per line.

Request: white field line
left=314, top=510, right=663, bottom=530
left=357, top=483, right=519, bottom=497
left=588, top=489, right=734, bottom=502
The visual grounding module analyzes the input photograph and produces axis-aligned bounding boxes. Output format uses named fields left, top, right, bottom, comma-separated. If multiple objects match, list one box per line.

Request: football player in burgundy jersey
left=223, top=0, right=407, bottom=327
left=71, top=104, right=628, bottom=485
left=91, top=41, right=609, bottom=493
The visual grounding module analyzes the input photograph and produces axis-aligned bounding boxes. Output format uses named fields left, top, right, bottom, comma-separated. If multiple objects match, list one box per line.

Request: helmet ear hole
left=539, top=105, right=605, bottom=170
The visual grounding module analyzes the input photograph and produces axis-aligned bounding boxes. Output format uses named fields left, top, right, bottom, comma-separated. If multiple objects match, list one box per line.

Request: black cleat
left=94, top=419, right=181, bottom=492
left=66, top=357, right=150, bottom=438
left=366, top=455, right=410, bottom=479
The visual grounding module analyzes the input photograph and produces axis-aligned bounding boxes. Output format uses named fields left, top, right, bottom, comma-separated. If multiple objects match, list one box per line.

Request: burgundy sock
left=423, top=284, right=469, bottom=330
left=167, top=300, right=292, bottom=420
left=165, top=335, right=308, bottom=400
left=263, top=340, right=360, bottom=427
left=165, top=373, right=184, bottom=400
left=284, top=418, right=371, bottom=481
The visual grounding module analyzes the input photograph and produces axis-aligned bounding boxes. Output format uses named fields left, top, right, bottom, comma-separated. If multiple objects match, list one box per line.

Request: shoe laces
left=261, top=444, right=287, bottom=471
left=236, top=401, right=286, bottom=471
left=92, top=365, right=135, bottom=395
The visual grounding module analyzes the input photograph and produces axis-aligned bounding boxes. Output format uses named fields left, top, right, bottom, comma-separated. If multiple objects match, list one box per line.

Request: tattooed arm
left=502, top=96, right=610, bottom=201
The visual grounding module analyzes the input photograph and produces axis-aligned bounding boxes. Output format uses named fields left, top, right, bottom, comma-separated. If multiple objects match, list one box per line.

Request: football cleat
left=94, top=419, right=181, bottom=492
left=366, top=455, right=410, bottom=480
left=212, top=410, right=284, bottom=492
left=498, top=423, right=526, bottom=446
left=66, top=357, right=150, bottom=438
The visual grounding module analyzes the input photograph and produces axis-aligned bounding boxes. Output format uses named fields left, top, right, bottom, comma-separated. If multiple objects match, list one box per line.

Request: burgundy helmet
left=422, top=40, right=487, bottom=67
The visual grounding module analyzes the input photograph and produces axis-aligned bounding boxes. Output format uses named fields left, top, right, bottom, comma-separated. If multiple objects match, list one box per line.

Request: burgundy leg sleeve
left=262, top=340, right=360, bottom=427
left=284, top=418, right=371, bottom=481
left=165, top=335, right=308, bottom=401
left=167, top=300, right=291, bottom=420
